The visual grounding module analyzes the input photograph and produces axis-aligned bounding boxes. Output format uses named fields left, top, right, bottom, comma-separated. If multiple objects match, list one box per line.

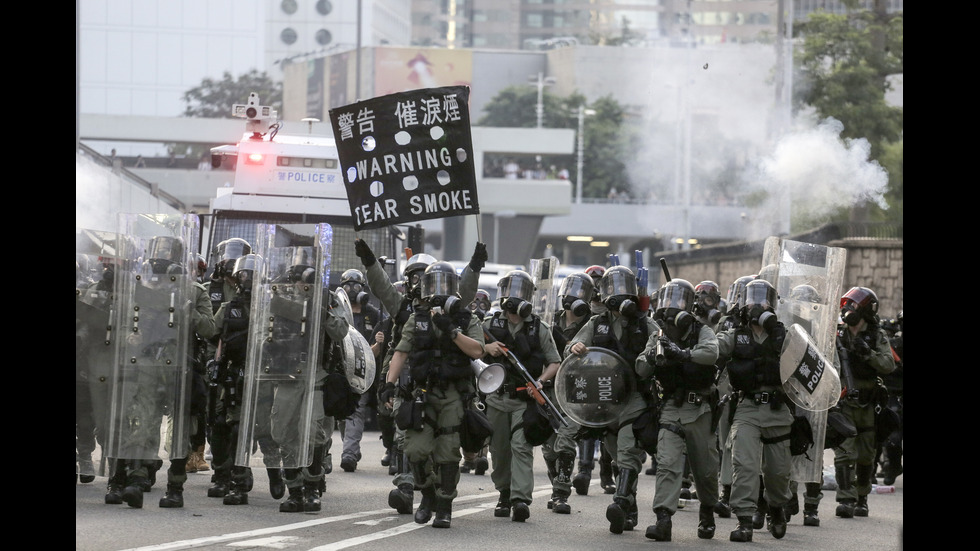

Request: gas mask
left=746, top=305, right=777, bottom=332
left=695, top=302, right=722, bottom=325
left=501, top=296, right=532, bottom=318
left=561, top=295, right=591, bottom=317
left=841, top=307, right=862, bottom=327
left=659, top=308, right=693, bottom=332
left=344, top=282, right=369, bottom=306
left=430, top=294, right=461, bottom=315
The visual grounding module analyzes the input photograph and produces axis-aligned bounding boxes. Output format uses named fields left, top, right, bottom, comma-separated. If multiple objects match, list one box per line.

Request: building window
left=281, top=0, right=298, bottom=15
left=281, top=28, right=298, bottom=45
left=316, top=29, right=332, bottom=45
left=316, top=0, right=333, bottom=16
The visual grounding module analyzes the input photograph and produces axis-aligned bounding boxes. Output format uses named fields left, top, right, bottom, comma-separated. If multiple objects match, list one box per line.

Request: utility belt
left=672, top=388, right=713, bottom=407
left=737, top=388, right=785, bottom=410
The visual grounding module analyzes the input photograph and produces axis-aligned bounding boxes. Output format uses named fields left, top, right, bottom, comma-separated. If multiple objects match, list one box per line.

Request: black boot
left=381, top=448, right=391, bottom=467
left=714, top=484, right=732, bottom=518
left=223, top=481, right=249, bottom=505
left=645, top=507, right=673, bottom=541
left=767, top=505, right=787, bottom=539
left=625, top=499, right=639, bottom=531
left=552, top=452, right=575, bottom=513
left=268, top=468, right=285, bottom=500
left=752, top=493, right=768, bottom=529
left=854, top=494, right=869, bottom=517
left=122, top=476, right=146, bottom=509
left=803, top=503, right=820, bottom=526
left=787, top=492, right=800, bottom=517
left=511, top=499, right=531, bottom=522
left=207, top=470, right=230, bottom=498
left=303, top=481, right=321, bottom=512
left=494, top=489, right=511, bottom=518
left=599, top=447, right=615, bottom=494
left=730, top=515, right=754, bottom=542
left=279, top=485, right=305, bottom=513
left=389, top=483, right=414, bottom=514
left=432, top=497, right=453, bottom=528
left=835, top=463, right=856, bottom=518
left=105, top=460, right=125, bottom=504
left=415, top=486, right=435, bottom=524
left=473, top=455, right=489, bottom=476
left=606, top=467, right=637, bottom=534
left=105, top=483, right=124, bottom=505
left=159, top=483, right=184, bottom=508
left=698, top=504, right=716, bottom=539
left=544, top=454, right=557, bottom=510
left=573, top=439, right=596, bottom=495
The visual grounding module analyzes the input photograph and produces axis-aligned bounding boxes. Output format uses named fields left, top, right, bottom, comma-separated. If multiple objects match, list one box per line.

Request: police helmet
left=790, top=284, right=822, bottom=304
left=404, top=253, right=438, bottom=293
left=742, top=279, right=779, bottom=330
left=420, top=260, right=460, bottom=305
left=840, top=286, right=879, bottom=326
left=558, top=272, right=595, bottom=317
left=585, top=265, right=606, bottom=301
left=726, top=275, right=756, bottom=316
left=497, top=270, right=536, bottom=318
left=232, top=254, right=260, bottom=292
left=146, top=235, right=184, bottom=275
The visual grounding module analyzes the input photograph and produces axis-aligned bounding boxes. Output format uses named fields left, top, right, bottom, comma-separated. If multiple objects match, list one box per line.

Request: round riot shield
left=780, top=323, right=841, bottom=412
left=555, top=347, right=635, bottom=428
left=342, top=325, right=377, bottom=394
left=334, top=287, right=354, bottom=325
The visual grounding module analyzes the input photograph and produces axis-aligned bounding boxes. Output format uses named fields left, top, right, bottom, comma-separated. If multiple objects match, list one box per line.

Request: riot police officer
left=541, top=272, right=595, bottom=513
left=380, top=260, right=486, bottom=529
left=833, top=287, right=896, bottom=518
left=483, top=270, right=563, bottom=522
left=715, top=279, right=793, bottom=542
left=566, top=266, right=662, bottom=535
left=461, top=289, right=492, bottom=476
left=645, top=279, right=720, bottom=541
left=339, top=268, right=387, bottom=473
left=354, top=238, right=484, bottom=516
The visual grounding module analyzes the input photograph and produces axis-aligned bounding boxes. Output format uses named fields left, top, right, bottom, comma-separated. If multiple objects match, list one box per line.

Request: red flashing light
left=244, top=152, right=265, bottom=165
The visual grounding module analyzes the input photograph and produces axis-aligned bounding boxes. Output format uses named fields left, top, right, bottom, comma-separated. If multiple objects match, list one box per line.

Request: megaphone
left=471, top=359, right=506, bottom=394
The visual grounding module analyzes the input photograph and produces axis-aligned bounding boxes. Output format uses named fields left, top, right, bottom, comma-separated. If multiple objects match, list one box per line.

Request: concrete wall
left=652, top=232, right=904, bottom=319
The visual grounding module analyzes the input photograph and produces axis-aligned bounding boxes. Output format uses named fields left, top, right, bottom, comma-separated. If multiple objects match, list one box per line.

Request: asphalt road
left=76, top=431, right=903, bottom=551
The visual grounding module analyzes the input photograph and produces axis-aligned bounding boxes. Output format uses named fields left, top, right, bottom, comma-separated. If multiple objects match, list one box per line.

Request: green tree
left=169, top=70, right=283, bottom=160
left=793, top=0, right=903, bottom=224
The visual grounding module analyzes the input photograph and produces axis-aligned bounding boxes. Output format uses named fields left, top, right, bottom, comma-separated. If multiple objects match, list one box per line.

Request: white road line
left=115, top=485, right=565, bottom=551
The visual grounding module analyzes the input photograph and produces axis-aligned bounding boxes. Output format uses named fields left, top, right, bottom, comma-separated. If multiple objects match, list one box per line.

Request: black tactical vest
left=220, top=294, right=250, bottom=363
left=552, top=311, right=588, bottom=356
left=655, top=320, right=714, bottom=393
left=408, top=308, right=474, bottom=388
left=488, top=311, right=546, bottom=381
left=591, top=313, right=649, bottom=366
left=726, top=324, right=785, bottom=392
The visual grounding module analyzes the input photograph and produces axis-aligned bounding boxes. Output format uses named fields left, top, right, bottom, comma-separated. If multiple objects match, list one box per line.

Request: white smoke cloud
left=757, top=115, right=889, bottom=212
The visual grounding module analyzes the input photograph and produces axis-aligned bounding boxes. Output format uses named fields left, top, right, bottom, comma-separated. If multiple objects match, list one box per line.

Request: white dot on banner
left=456, top=148, right=467, bottom=163
left=394, top=131, right=411, bottom=146
left=346, top=166, right=357, bottom=183
left=370, top=181, right=384, bottom=197
left=437, top=170, right=450, bottom=186
left=430, top=126, right=445, bottom=140
left=403, top=175, right=419, bottom=191
left=361, top=136, right=376, bottom=152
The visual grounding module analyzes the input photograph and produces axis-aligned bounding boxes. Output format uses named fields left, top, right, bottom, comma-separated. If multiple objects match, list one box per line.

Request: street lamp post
left=576, top=106, right=596, bottom=204
left=528, top=72, right=556, bottom=129
left=493, top=210, right=517, bottom=263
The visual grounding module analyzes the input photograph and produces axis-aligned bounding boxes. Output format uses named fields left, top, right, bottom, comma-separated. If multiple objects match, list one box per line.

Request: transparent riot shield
left=76, top=228, right=124, bottom=475
left=107, top=213, right=198, bottom=462
left=762, top=236, right=847, bottom=483
left=341, top=325, right=377, bottom=394
left=555, top=347, right=635, bottom=428
left=236, top=223, right=332, bottom=470
left=529, top=256, right=559, bottom=324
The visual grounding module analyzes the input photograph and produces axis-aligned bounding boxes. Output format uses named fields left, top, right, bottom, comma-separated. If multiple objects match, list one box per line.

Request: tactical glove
left=380, top=381, right=396, bottom=404
left=433, top=312, right=454, bottom=333
left=469, top=242, right=488, bottom=272
left=660, top=335, right=691, bottom=361
left=354, top=239, right=376, bottom=268
left=852, top=337, right=872, bottom=359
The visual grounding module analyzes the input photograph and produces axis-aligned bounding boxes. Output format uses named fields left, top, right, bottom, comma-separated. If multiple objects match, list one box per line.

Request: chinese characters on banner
left=328, top=85, right=480, bottom=231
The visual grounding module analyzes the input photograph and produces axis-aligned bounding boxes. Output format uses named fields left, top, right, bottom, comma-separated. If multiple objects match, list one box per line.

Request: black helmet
left=341, top=268, right=369, bottom=305
left=656, top=279, right=696, bottom=329
left=790, top=284, right=822, bottom=304
left=404, top=253, right=437, bottom=298
left=498, top=270, right=535, bottom=318
left=287, top=246, right=316, bottom=283
left=213, top=238, right=251, bottom=279
left=421, top=260, right=460, bottom=311
left=558, top=272, right=595, bottom=317
left=694, top=280, right=722, bottom=324
left=840, top=286, right=879, bottom=326
left=599, top=266, right=639, bottom=316
left=742, top=279, right=779, bottom=331
left=146, top=235, right=184, bottom=275
left=232, top=254, right=260, bottom=293
left=726, top=275, right=756, bottom=318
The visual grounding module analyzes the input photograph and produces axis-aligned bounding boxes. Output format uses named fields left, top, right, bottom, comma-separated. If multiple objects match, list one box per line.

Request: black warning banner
left=328, top=85, right=480, bottom=231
